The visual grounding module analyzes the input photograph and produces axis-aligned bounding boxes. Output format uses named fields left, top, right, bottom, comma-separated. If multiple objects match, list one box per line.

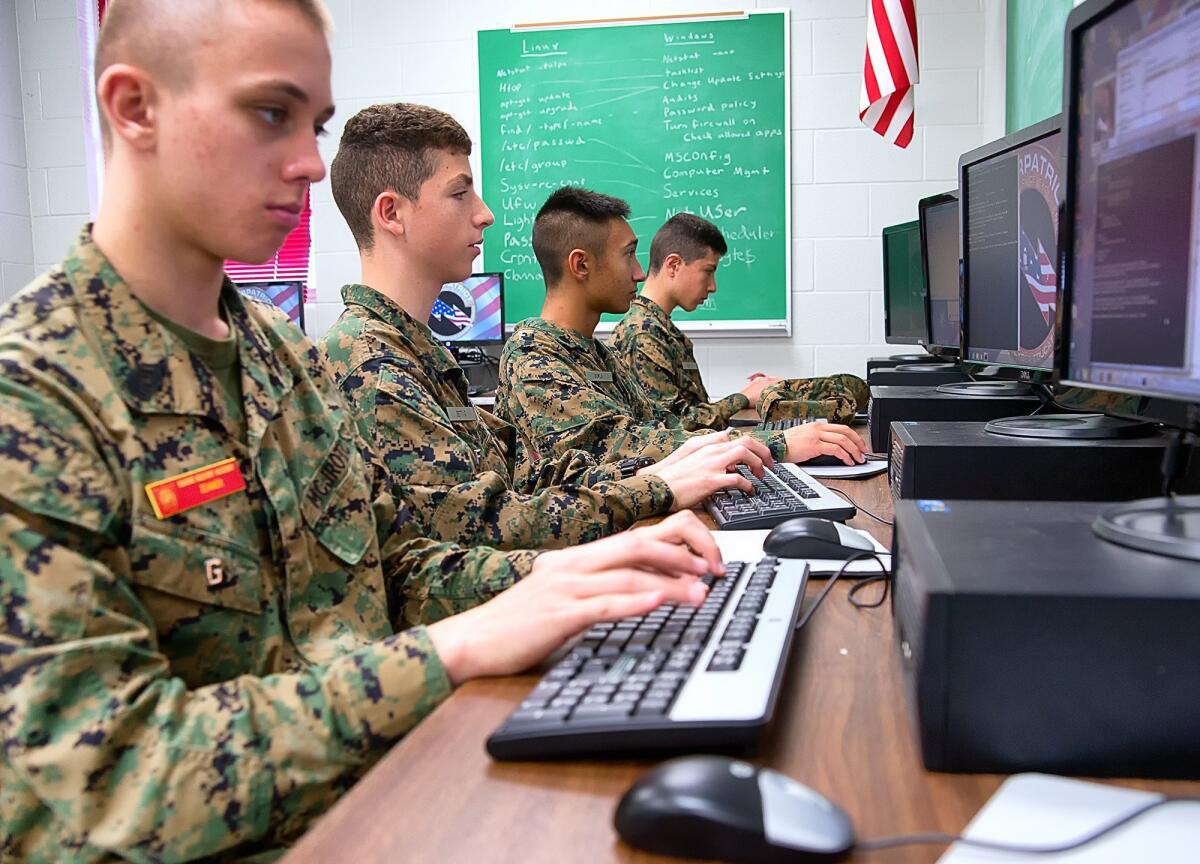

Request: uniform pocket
left=128, top=518, right=262, bottom=614
left=299, top=434, right=375, bottom=566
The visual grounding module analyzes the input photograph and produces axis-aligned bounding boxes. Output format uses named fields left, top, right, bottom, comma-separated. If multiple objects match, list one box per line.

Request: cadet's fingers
left=716, top=440, right=765, bottom=477
left=824, top=423, right=868, bottom=450
left=581, top=533, right=711, bottom=578
left=709, top=471, right=753, bottom=495
left=730, top=436, right=773, bottom=469
left=566, top=568, right=706, bottom=612
left=639, top=511, right=724, bottom=574
left=821, top=427, right=864, bottom=463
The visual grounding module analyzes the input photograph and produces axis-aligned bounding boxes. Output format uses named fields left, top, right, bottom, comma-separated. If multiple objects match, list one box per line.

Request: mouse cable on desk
left=857, top=795, right=1200, bottom=856
left=794, top=551, right=890, bottom=631
left=828, top=488, right=893, bottom=527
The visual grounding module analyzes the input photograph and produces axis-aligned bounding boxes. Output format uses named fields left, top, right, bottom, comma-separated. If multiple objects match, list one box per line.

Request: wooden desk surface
left=286, top=442, right=1200, bottom=863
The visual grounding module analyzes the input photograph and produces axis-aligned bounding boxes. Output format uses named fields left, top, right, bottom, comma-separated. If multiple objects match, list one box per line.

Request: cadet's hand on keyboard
left=426, top=512, right=718, bottom=685
left=640, top=437, right=772, bottom=511
left=781, top=422, right=867, bottom=465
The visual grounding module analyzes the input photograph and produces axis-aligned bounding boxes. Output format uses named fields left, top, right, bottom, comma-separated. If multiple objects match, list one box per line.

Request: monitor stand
left=935, top=381, right=1035, bottom=398
left=889, top=353, right=940, bottom=363
left=1093, top=430, right=1200, bottom=561
left=985, top=413, right=1156, bottom=439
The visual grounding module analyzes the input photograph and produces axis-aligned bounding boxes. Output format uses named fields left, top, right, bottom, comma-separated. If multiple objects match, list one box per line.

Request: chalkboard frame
left=475, top=9, right=793, bottom=337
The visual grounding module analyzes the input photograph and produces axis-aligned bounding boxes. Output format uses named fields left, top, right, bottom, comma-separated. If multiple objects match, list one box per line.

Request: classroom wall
left=8, top=0, right=91, bottom=290
left=5, top=0, right=1001, bottom=392
left=0, top=0, right=34, bottom=302
left=308, top=0, right=1002, bottom=393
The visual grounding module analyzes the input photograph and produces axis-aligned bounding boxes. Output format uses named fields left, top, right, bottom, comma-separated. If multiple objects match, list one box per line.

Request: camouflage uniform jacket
left=610, top=295, right=749, bottom=430
left=0, top=231, right=536, bottom=862
left=496, top=317, right=786, bottom=470
left=321, top=284, right=673, bottom=550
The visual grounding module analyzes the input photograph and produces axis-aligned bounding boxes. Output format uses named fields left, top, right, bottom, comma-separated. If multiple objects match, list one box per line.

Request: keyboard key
left=571, top=703, right=635, bottom=723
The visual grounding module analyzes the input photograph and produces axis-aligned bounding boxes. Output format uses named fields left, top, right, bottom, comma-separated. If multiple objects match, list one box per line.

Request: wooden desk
left=286, top=461, right=1200, bottom=863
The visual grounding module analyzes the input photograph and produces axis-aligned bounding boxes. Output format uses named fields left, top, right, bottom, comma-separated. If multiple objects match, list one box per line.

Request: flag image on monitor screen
left=235, top=281, right=305, bottom=330
left=429, top=273, right=505, bottom=345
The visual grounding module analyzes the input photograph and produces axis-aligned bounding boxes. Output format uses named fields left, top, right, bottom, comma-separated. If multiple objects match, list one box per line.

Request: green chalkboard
left=1006, top=0, right=1074, bottom=133
left=477, top=12, right=790, bottom=332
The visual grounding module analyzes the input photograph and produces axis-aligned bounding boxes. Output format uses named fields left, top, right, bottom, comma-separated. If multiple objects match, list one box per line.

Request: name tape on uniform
left=145, top=457, right=247, bottom=519
left=585, top=370, right=614, bottom=383
left=681, top=361, right=700, bottom=371
left=446, top=406, right=477, bottom=423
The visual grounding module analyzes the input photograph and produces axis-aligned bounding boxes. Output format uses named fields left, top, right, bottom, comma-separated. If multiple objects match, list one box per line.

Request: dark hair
left=648, top=213, right=728, bottom=274
left=331, top=102, right=472, bottom=250
left=532, top=186, right=631, bottom=285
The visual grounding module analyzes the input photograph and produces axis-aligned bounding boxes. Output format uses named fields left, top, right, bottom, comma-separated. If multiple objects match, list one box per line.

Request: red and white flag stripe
left=859, top=0, right=919, bottom=149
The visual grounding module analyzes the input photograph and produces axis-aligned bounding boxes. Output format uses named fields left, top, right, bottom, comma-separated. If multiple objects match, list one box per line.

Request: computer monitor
left=235, top=281, right=305, bottom=331
left=959, top=115, right=1062, bottom=380
left=428, top=273, right=505, bottom=346
left=1060, top=0, right=1200, bottom=558
left=882, top=220, right=928, bottom=346
left=918, top=191, right=962, bottom=358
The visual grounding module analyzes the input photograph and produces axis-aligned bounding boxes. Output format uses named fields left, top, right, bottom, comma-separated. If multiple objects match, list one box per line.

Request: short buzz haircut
left=531, top=186, right=631, bottom=286
left=94, top=0, right=333, bottom=143
left=331, top=103, right=473, bottom=250
left=648, top=213, right=728, bottom=275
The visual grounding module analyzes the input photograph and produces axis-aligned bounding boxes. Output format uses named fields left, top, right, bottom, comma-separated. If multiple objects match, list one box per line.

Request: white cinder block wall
left=0, top=0, right=33, bottom=302
left=308, top=0, right=1004, bottom=392
left=7, top=0, right=91, bottom=291
left=6, top=0, right=1004, bottom=390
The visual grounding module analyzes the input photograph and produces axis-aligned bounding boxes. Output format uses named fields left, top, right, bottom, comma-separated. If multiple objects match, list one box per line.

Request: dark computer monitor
left=1060, top=0, right=1200, bottom=558
left=428, top=273, right=505, bottom=346
left=236, top=281, right=305, bottom=331
left=959, top=115, right=1063, bottom=380
left=882, top=220, right=928, bottom=346
left=918, top=191, right=962, bottom=358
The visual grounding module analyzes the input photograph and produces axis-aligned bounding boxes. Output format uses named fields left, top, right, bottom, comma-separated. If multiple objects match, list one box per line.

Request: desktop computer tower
left=868, top=386, right=1042, bottom=452
left=866, top=355, right=943, bottom=376
left=888, top=421, right=1200, bottom=501
left=867, top=366, right=969, bottom=387
left=892, top=499, right=1200, bottom=778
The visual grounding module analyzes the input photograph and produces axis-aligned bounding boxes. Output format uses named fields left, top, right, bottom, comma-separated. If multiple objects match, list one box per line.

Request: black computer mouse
left=797, top=454, right=846, bottom=467
left=762, top=518, right=876, bottom=560
left=614, top=755, right=854, bottom=863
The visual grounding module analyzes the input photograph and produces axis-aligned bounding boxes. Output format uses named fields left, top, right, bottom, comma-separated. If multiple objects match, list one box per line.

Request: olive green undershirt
left=142, top=301, right=245, bottom=431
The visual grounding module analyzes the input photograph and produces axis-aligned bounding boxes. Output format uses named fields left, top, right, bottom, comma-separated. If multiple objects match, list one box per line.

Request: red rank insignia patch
left=144, top=457, right=247, bottom=519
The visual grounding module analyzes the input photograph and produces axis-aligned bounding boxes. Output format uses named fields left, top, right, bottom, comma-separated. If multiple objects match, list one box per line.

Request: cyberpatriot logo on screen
left=430, top=283, right=476, bottom=339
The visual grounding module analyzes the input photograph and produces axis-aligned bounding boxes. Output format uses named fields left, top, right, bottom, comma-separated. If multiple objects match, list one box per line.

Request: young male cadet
left=0, top=2, right=725, bottom=859
left=321, top=103, right=772, bottom=550
left=496, top=186, right=868, bottom=471
left=611, top=212, right=869, bottom=428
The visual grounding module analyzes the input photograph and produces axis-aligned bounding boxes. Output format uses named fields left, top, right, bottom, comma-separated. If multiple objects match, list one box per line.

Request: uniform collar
left=66, top=225, right=294, bottom=442
left=632, top=294, right=686, bottom=340
left=340, top=282, right=461, bottom=376
left=525, top=316, right=603, bottom=356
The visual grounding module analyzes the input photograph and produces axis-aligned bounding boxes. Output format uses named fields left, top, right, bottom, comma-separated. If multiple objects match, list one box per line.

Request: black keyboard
left=756, top=418, right=814, bottom=431
left=705, top=464, right=856, bottom=530
left=486, top=557, right=809, bottom=760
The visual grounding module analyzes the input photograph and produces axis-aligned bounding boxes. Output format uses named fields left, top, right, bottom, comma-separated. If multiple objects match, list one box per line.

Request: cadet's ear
left=566, top=248, right=590, bottom=280
left=96, top=63, right=159, bottom=151
left=372, top=189, right=409, bottom=242
left=664, top=253, right=684, bottom=278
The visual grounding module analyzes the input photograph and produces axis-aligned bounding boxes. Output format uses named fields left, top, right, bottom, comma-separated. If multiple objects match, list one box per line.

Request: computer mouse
left=762, top=518, right=876, bottom=560
left=797, top=454, right=847, bottom=467
left=614, top=755, right=854, bottom=863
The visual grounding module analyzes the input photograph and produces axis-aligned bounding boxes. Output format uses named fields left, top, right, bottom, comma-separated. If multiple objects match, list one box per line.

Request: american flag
left=859, top=0, right=919, bottom=149
left=1021, top=233, right=1057, bottom=325
left=431, top=297, right=472, bottom=329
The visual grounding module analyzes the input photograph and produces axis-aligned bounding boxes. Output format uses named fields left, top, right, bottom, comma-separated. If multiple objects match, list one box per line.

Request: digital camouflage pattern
left=609, top=295, right=749, bottom=430
left=320, top=284, right=673, bottom=550
left=0, top=230, right=536, bottom=861
left=758, top=375, right=867, bottom=425
left=496, top=317, right=787, bottom=472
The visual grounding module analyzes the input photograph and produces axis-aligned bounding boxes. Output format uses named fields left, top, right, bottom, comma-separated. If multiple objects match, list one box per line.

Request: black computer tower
left=867, top=365, right=969, bottom=387
left=866, top=354, right=943, bottom=375
left=892, top=499, right=1200, bottom=777
left=888, top=421, right=1200, bottom=501
left=868, top=386, right=1042, bottom=452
